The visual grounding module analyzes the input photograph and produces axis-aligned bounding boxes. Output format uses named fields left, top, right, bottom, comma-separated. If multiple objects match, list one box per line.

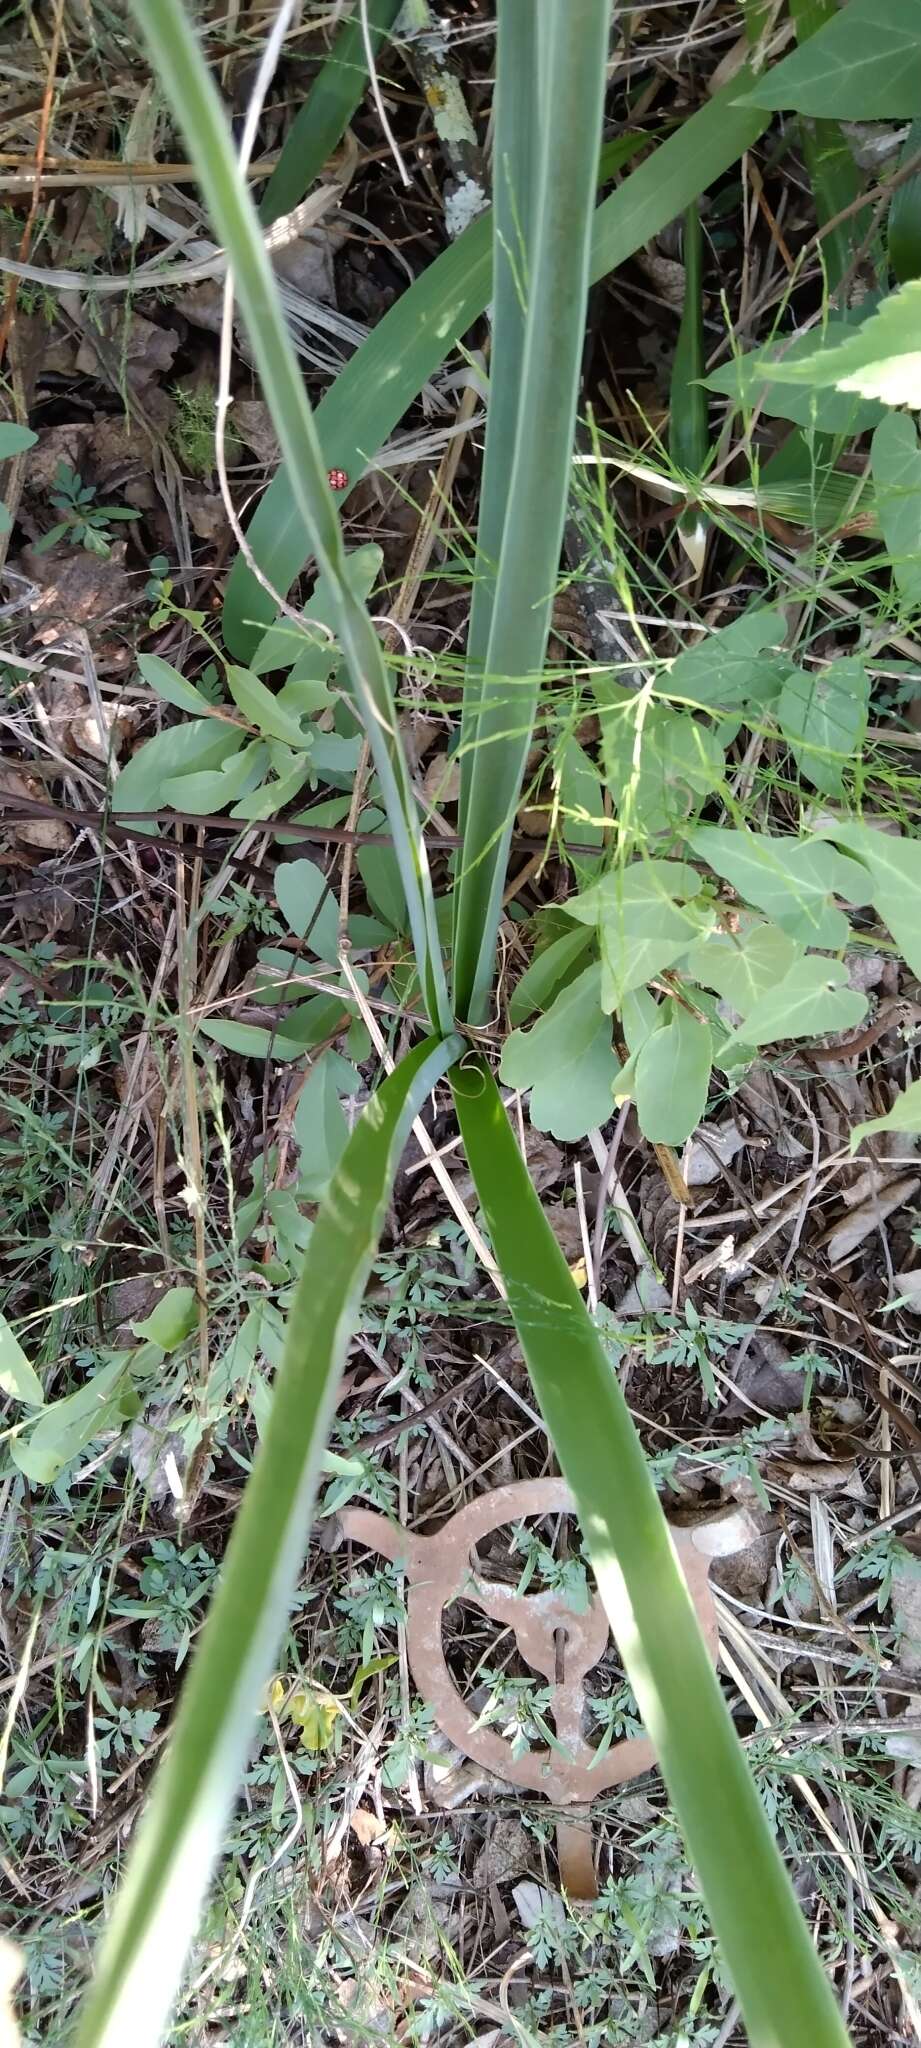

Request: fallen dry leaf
left=824, top=1176, right=920, bottom=1266
left=20, top=542, right=133, bottom=645
left=349, top=1805, right=388, bottom=1847
left=0, top=766, right=70, bottom=852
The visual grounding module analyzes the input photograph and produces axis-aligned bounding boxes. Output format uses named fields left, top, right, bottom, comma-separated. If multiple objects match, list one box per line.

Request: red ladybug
left=327, top=467, right=349, bottom=491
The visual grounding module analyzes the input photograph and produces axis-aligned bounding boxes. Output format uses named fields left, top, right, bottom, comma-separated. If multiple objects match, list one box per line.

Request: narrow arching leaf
left=258, top=0, right=403, bottom=227
left=457, top=0, right=540, bottom=855
left=452, top=0, right=611, bottom=1021
left=76, top=1031, right=462, bottom=2048
left=224, top=86, right=768, bottom=657
left=131, top=0, right=450, bottom=1034
left=453, top=1058, right=852, bottom=2048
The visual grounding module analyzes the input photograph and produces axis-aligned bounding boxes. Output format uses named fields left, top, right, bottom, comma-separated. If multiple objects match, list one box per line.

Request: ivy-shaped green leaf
left=568, top=859, right=712, bottom=1011
left=777, top=656, right=869, bottom=795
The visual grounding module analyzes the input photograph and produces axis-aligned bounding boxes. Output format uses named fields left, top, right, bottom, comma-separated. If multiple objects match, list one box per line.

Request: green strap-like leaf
left=452, top=0, right=612, bottom=1022
left=456, top=0, right=539, bottom=856
left=223, top=80, right=768, bottom=657
left=132, top=0, right=450, bottom=1033
left=453, top=1056, right=851, bottom=2048
left=259, top=0, right=403, bottom=226
left=76, top=1030, right=462, bottom=2048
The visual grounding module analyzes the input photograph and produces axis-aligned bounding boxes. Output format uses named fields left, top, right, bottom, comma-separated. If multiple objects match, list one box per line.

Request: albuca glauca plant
left=74, top=5, right=859, bottom=2045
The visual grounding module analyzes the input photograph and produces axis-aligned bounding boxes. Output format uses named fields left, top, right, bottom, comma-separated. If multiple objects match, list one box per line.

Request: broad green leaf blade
left=788, top=0, right=865, bottom=292
left=452, top=0, right=611, bottom=1022
left=753, top=281, right=921, bottom=409
left=137, top=652, right=216, bottom=716
left=684, top=919, right=800, bottom=1011
left=275, top=856, right=339, bottom=955
left=76, top=1030, right=461, bottom=2048
left=722, top=955, right=867, bottom=1048
left=113, top=719, right=245, bottom=829
left=704, top=328, right=886, bottom=435
left=871, top=411, right=921, bottom=612
left=223, top=84, right=768, bottom=657
left=258, top=0, right=402, bottom=226
left=888, top=120, right=921, bottom=284
left=499, top=961, right=619, bottom=1141
left=822, top=821, right=921, bottom=981
left=634, top=1004, right=712, bottom=1144
left=851, top=1077, right=921, bottom=1150
left=777, top=655, right=869, bottom=795
left=0, top=1310, right=43, bottom=1406
left=453, top=1058, right=851, bottom=2048
left=599, top=690, right=725, bottom=842
left=742, top=0, right=921, bottom=117
left=132, top=0, right=450, bottom=1034
left=689, top=827, right=860, bottom=948
left=507, top=922, right=595, bottom=1028
left=567, top=860, right=710, bottom=1012
left=131, top=1286, right=197, bottom=1348
left=664, top=606, right=788, bottom=714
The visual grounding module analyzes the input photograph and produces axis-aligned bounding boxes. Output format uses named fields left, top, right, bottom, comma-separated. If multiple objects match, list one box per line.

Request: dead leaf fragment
left=825, top=1176, right=920, bottom=1266
left=21, top=541, right=133, bottom=644
left=0, top=766, right=70, bottom=851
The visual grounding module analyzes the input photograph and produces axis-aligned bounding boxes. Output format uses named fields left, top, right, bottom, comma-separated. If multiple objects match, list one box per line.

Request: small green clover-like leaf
left=871, top=412, right=921, bottom=613
left=568, top=859, right=711, bottom=1012
left=131, top=1286, right=199, bottom=1350
left=0, top=422, right=37, bottom=458
left=851, top=1078, right=921, bottom=1151
left=777, top=656, right=868, bottom=795
left=499, top=964, right=620, bottom=1142
left=721, top=957, right=867, bottom=1050
left=634, top=1005, right=712, bottom=1145
left=0, top=1310, right=43, bottom=1407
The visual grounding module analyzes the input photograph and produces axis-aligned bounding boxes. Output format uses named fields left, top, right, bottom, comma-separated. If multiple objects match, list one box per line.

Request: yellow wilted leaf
left=288, top=1685, right=342, bottom=1752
